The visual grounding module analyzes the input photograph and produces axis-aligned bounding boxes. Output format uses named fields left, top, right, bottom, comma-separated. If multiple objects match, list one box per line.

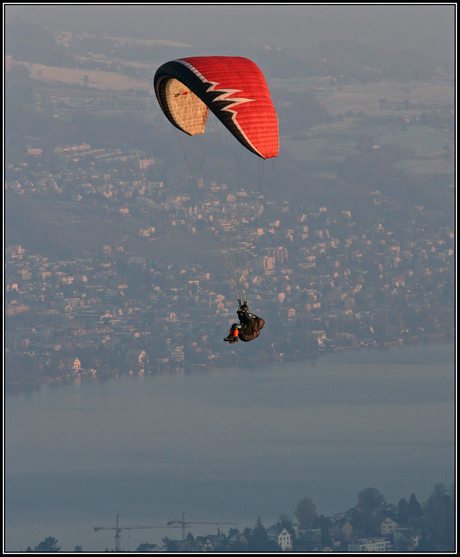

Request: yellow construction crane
left=167, top=511, right=237, bottom=540
left=94, top=515, right=176, bottom=552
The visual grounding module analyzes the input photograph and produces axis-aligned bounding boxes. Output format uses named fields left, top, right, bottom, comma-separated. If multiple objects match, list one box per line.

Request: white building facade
left=348, top=538, right=391, bottom=552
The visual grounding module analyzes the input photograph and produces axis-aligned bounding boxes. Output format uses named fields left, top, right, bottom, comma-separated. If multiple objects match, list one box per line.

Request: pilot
left=223, top=301, right=265, bottom=344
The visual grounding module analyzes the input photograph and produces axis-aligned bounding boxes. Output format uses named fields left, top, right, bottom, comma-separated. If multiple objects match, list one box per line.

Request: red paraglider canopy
left=154, top=56, right=279, bottom=160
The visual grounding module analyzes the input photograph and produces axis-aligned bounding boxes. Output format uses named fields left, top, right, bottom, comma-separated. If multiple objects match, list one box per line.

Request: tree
left=397, top=497, right=409, bottom=524
left=354, top=487, right=385, bottom=534
left=422, top=483, right=455, bottom=551
left=276, top=514, right=295, bottom=535
left=185, top=532, right=195, bottom=551
left=357, top=487, right=385, bottom=516
left=407, top=492, right=422, bottom=519
left=246, top=517, right=278, bottom=551
left=318, top=514, right=333, bottom=549
left=295, top=496, right=318, bottom=529
left=248, top=517, right=269, bottom=551
left=33, top=536, right=60, bottom=552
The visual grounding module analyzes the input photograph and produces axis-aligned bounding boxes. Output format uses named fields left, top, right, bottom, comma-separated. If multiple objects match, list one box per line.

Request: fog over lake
left=5, top=343, right=454, bottom=552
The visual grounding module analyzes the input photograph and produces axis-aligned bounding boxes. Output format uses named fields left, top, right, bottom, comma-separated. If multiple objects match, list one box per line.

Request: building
left=267, top=526, right=292, bottom=551
left=171, top=345, right=185, bottom=362
left=266, top=246, right=288, bottom=263
left=341, top=521, right=353, bottom=541
left=135, top=542, right=160, bottom=551
left=379, top=516, right=398, bottom=535
left=72, top=357, right=82, bottom=374
left=125, top=349, right=148, bottom=370
left=348, top=538, right=391, bottom=552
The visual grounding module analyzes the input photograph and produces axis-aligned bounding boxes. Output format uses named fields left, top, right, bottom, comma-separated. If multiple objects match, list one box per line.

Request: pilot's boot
left=224, top=328, right=239, bottom=343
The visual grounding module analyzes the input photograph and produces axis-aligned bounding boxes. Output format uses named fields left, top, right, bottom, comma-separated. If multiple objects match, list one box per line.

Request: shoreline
left=6, top=335, right=454, bottom=395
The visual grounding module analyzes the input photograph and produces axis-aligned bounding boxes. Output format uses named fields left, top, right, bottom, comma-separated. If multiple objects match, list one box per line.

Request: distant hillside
left=6, top=193, right=217, bottom=263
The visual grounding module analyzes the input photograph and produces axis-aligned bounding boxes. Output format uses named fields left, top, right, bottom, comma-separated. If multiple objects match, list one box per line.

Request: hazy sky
left=6, top=4, right=454, bottom=62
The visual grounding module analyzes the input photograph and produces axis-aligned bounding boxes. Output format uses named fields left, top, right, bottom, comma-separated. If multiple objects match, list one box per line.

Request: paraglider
left=154, top=56, right=279, bottom=159
left=154, top=56, right=278, bottom=342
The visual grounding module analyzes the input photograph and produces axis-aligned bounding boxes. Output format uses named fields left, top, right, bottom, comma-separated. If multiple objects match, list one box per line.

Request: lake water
left=5, top=343, right=454, bottom=552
